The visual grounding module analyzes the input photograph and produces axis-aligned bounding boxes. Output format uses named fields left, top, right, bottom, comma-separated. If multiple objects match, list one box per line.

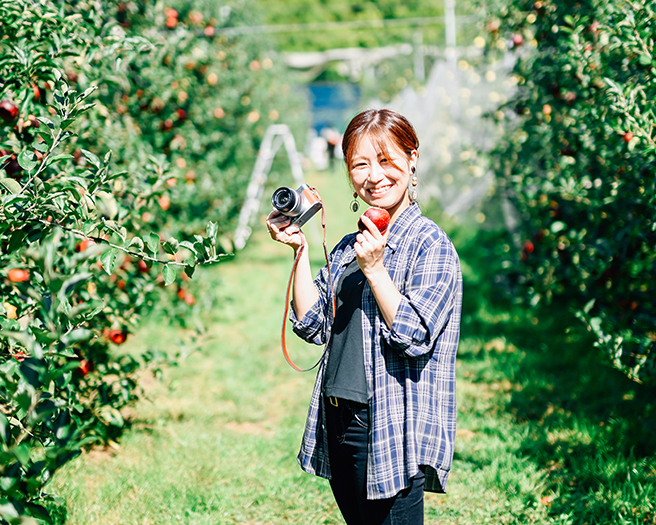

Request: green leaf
left=0, top=178, right=21, bottom=194
left=74, top=102, right=95, bottom=114
left=183, top=264, right=195, bottom=279
left=61, top=328, right=92, bottom=346
left=99, top=247, right=119, bottom=275
left=36, top=116, right=55, bottom=130
left=0, top=500, right=20, bottom=522
left=146, top=232, right=160, bottom=254
left=96, top=191, right=118, bottom=219
left=60, top=118, right=76, bottom=130
left=98, top=406, right=124, bottom=427
left=162, top=264, right=176, bottom=286
left=79, top=85, right=97, bottom=101
left=17, top=150, right=38, bottom=172
left=32, top=141, right=49, bottom=154
left=45, top=153, right=73, bottom=168
left=551, top=221, right=566, bottom=234
left=83, top=220, right=99, bottom=235
left=589, top=317, right=602, bottom=332
left=12, top=444, right=30, bottom=466
left=179, top=240, right=198, bottom=254
left=639, top=54, right=651, bottom=66
left=0, top=413, right=8, bottom=444
left=80, top=149, right=101, bottom=169
left=128, top=236, right=144, bottom=252
left=163, top=237, right=179, bottom=255
left=206, top=221, right=218, bottom=245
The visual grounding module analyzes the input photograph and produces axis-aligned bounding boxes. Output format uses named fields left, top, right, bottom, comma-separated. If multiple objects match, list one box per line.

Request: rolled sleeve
left=380, top=240, right=459, bottom=357
left=290, top=296, right=327, bottom=345
left=290, top=262, right=332, bottom=346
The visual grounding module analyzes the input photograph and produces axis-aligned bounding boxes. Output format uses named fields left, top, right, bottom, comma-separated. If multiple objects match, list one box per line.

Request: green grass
left=50, top=170, right=656, bottom=524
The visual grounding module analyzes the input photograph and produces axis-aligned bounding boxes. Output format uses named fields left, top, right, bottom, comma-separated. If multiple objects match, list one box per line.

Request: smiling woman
left=266, top=108, right=463, bottom=524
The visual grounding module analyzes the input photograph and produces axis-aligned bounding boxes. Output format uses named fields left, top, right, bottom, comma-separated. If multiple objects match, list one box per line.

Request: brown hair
left=341, top=109, right=419, bottom=171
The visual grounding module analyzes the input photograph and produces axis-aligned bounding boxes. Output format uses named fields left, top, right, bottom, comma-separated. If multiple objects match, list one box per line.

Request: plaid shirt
left=291, top=202, right=462, bottom=500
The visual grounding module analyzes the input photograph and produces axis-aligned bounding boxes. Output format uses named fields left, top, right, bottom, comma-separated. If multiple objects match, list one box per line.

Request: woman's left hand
left=354, top=215, right=388, bottom=277
left=355, top=215, right=401, bottom=328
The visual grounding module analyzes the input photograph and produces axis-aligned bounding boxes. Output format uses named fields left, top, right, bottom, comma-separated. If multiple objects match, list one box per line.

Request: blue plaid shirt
left=291, top=202, right=462, bottom=500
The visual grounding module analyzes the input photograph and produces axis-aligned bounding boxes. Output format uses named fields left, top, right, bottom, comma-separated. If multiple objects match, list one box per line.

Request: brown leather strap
left=281, top=192, right=335, bottom=372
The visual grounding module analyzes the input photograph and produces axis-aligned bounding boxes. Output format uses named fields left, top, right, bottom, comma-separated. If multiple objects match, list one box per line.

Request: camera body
left=271, top=184, right=323, bottom=228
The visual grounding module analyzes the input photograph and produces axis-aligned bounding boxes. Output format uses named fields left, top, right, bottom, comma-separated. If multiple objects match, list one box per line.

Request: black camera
left=271, top=184, right=323, bottom=228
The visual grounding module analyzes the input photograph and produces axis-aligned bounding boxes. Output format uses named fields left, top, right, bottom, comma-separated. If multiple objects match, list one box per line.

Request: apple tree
left=479, top=0, right=656, bottom=383
left=0, top=0, right=302, bottom=522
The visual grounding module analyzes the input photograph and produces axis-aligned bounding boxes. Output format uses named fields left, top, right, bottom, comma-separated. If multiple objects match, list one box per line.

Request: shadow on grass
left=452, top=224, right=656, bottom=524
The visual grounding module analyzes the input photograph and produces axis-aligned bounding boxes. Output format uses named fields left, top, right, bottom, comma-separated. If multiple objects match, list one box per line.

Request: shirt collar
left=386, top=202, right=421, bottom=253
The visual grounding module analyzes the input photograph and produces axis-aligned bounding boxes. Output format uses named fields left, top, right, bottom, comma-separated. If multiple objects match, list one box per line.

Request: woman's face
left=348, top=133, right=417, bottom=223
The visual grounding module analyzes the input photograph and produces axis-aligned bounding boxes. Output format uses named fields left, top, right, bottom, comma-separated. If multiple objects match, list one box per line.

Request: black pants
left=325, top=397, right=425, bottom=525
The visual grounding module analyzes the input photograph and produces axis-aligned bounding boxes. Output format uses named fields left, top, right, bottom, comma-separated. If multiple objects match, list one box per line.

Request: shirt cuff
left=290, top=299, right=326, bottom=345
left=379, top=296, right=431, bottom=357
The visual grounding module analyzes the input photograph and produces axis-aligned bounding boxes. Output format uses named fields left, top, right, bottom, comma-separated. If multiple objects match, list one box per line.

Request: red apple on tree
left=512, top=33, right=524, bottom=47
left=8, top=269, right=30, bottom=283
left=109, top=328, right=128, bottom=344
left=0, top=101, right=19, bottom=122
left=78, top=359, right=92, bottom=375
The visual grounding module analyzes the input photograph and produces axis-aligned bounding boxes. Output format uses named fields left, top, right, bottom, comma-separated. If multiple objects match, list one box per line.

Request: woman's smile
left=349, top=134, right=417, bottom=224
left=368, top=184, right=393, bottom=196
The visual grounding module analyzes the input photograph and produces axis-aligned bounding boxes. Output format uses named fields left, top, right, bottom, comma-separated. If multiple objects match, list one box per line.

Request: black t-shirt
left=323, top=258, right=368, bottom=404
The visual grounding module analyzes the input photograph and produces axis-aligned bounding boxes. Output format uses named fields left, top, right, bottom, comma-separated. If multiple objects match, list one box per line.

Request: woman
left=267, top=109, right=462, bottom=524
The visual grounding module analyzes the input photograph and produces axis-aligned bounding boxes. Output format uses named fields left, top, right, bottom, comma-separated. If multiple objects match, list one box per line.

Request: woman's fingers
left=266, top=211, right=304, bottom=249
left=358, top=215, right=384, bottom=239
left=355, top=224, right=385, bottom=268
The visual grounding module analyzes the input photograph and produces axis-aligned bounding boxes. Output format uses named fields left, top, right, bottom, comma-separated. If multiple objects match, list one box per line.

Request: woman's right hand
left=266, top=210, right=305, bottom=253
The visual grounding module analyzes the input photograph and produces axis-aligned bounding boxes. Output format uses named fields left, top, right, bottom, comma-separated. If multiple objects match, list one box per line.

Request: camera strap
left=281, top=190, right=336, bottom=372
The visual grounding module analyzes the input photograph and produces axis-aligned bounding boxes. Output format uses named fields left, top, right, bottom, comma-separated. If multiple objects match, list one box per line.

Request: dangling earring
left=350, top=192, right=359, bottom=212
left=410, top=166, right=418, bottom=201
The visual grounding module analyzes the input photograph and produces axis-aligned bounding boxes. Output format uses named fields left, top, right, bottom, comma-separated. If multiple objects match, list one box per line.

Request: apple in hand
left=358, top=207, right=390, bottom=235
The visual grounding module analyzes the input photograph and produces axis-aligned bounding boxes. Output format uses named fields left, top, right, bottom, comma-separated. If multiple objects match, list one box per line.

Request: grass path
left=52, top=171, right=655, bottom=524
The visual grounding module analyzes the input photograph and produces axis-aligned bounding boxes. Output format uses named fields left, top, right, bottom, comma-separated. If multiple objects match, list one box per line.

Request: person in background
left=267, top=108, right=462, bottom=524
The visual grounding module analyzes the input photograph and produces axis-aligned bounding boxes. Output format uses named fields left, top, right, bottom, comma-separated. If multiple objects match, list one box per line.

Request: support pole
left=234, top=124, right=305, bottom=250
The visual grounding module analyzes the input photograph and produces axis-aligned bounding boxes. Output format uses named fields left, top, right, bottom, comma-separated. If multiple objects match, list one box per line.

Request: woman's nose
left=368, top=162, right=385, bottom=183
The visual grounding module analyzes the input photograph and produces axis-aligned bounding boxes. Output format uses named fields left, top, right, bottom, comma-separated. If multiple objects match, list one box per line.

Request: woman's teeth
left=369, top=185, right=392, bottom=195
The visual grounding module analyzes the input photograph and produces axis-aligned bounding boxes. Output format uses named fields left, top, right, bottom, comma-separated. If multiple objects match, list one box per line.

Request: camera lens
left=272, top=187, right=300, bottom=214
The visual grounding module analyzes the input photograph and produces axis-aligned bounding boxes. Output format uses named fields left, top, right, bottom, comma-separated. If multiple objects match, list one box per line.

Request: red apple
left=0, top=101, right=19, bottom=122
left=138, top=260, right=150, bottom=273
left=623, top=132, right=634, bottom=143
left=8, top=269, right=30, bottom=283
left=79, top=359, right=92, bottom=375
left=76, top=239, right=96, bottom=252
left=358, top=207, right=390, bottom=235
left=109, top=328, right=127, bottom=344
left=512, top=33, right=524, bottom=47
left=12, top=350, right=27, bottom=362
